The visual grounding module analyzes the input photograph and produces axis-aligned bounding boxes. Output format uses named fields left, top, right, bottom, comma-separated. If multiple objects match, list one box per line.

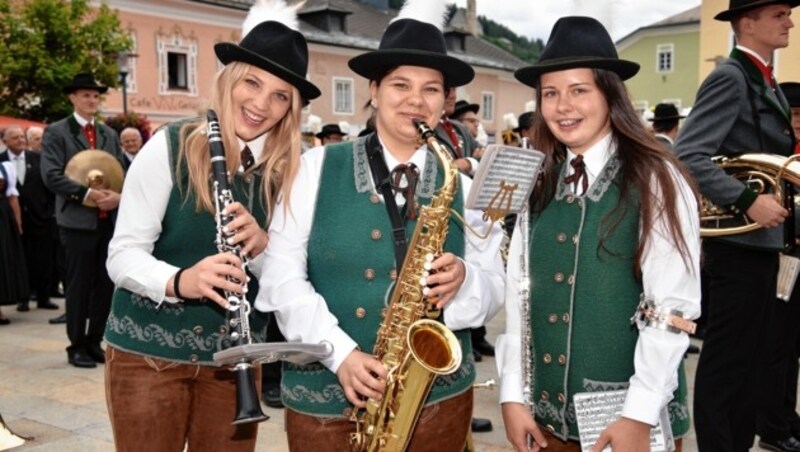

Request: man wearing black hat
left=316, top=123, right=346, bottom=145
left=450, top=99, right=481, bottom=138
left=674, top=1, right=799, bottom=450
left=514, top=111, right=535, bottom=143
left=41, top=73, right=123, bottom=369
left=437, top=88, right=481, bottom=175
left=648, top=103, right=684, bottom=149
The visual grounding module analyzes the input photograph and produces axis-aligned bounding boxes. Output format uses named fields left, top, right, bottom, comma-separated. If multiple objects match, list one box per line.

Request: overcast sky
left=452, top=0, right=702, bottom=42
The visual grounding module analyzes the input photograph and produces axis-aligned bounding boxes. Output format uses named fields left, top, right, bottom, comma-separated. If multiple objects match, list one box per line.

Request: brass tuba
left=348, top=120, right=463, bottom=452
left=700, top=153, right=800, bottom=237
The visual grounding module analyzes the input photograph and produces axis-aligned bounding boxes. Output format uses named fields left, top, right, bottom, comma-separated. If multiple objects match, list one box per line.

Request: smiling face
left=539, top=68, right=611, bottom=155
left=371, top=65, right=446, bottom=159
left=230, top=65, right=293, bottom=141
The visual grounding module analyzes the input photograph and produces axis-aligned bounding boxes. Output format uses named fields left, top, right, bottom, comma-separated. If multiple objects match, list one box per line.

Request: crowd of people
left=2, top=0, right=800, bottom=450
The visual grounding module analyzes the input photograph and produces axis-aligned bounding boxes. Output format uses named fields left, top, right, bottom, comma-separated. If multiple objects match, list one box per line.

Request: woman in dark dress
left=0, top=161, right=30, bottom=324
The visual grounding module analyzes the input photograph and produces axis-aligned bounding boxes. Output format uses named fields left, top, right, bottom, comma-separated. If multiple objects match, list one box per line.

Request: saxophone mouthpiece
left=413, top=119, right=435, bottom=140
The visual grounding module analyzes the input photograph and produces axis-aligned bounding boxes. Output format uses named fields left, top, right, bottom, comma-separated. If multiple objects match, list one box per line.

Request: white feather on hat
left=338, top=121, right=351, bottom=136
left=392, top=0, right=447, bottom=31
left=242, top=0, right=305, bottom=35
left=524, top=100, right=537, bottom=113
left=503, top=112, right=518, bottom=130
left=306, top=114, right=322, bottom=134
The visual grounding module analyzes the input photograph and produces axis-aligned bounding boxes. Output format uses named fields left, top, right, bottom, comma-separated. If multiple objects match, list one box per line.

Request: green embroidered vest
left=527, top=156, right=690, bottom=440
left=104, top=120, right=270, bottom=364
left=281, top=137, right=476, bottom=417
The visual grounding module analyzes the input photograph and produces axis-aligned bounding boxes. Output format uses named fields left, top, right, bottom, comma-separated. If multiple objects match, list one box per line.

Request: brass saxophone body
left=349, top=120, right=463, bottom=452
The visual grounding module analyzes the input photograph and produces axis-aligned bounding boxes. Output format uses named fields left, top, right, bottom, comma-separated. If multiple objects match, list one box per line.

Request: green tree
left=0, top=0, right=132, bottom=122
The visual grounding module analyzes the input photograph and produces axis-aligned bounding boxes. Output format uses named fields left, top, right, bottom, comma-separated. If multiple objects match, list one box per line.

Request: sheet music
left=466, top=144, right=544, bottom=214
left=777, top=253, right=800, bottom=302
left=213, top=342, right=333, bottom=366
left=573, top=390, right=674, bottom=452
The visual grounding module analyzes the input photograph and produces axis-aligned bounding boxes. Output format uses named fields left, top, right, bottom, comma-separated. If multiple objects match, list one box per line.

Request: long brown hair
left=177, top=61, right=303, bottom=222
left=530, top=68, right=699, bottom=275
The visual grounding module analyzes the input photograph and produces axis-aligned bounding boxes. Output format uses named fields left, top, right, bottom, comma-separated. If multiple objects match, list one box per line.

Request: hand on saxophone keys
left=336, top=350, right=388, bottom=408
left=168, top=252, right=248, bottom=308
left=421, top=252, right=466, bottom=309
left=221, top=201, right=269, bottom=257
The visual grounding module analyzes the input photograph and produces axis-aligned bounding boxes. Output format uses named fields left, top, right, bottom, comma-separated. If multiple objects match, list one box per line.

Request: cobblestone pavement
left=0, top=298, right=781, bottom=451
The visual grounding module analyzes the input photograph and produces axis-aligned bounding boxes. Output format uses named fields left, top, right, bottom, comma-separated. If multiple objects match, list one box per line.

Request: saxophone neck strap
left=365, top=132, right=408, bottom=271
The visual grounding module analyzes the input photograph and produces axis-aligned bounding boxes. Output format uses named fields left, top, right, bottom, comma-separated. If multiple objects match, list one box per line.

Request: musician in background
left=257, top=1, right=504, bottom=449
left=102, top=1, right=319, bottom=449
left=119, top=127, right=143, bottom=169
left=437, top=88, right=481, bottom=175
left=498, top=16, right=700, bottom=451
left=674, top=1, right=798, bottom=450
left=41, top=73, right=122, bottom=369
left=648, top=102, right=684, bottom=150
left=26, top=126, right=43, bottom=153
left=315, top=123, right=346, bottom=145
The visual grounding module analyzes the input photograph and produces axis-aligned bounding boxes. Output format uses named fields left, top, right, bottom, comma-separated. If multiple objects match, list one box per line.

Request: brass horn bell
left=64, top=150, right=124, bottom=208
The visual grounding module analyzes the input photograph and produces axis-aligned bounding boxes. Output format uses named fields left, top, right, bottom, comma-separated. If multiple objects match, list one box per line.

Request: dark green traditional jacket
left=281, top=137, right=476, bottom=417
left=527, top=155, right=690, bottom=441
left=104, top=121, right=269, bottom=365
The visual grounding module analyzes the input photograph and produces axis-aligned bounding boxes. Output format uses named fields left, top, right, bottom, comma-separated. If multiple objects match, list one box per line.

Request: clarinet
left=207, top=109, right=268, bottom=425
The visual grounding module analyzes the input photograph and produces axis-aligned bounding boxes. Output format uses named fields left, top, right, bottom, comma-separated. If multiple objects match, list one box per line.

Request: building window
left=167, top=52, right=188, bottom=90
left=157, top=28, right=198, bottom=96
left=656, top=44, right=674, bottom=73
left=481, top=92, right=494, bottom=121
left=333, top=77, right=354, bottom=115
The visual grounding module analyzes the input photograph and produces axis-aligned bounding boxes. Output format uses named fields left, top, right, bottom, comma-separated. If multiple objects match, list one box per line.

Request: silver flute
left=518, top=136, right=534, bottom=414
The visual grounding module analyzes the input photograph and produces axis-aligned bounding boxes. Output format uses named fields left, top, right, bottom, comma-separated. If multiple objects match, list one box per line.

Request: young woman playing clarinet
left=103, top=1, right=319, bottom=450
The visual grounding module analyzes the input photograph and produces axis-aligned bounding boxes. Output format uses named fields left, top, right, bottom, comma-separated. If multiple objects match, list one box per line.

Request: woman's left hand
left=223, top=202, right=269, bottom=257
left=425, top=252, right=466, bottom=309
left=591, top=417, right=651, bottom=452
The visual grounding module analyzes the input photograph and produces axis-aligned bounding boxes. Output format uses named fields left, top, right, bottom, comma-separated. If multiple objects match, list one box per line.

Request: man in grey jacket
left=674, top=1, right=798, bottom=450
left=41, top=73, right=123, bottom=369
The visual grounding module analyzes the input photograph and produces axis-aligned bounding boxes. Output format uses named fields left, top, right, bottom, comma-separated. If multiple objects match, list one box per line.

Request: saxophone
left=349, top=120, right=463, bottom=452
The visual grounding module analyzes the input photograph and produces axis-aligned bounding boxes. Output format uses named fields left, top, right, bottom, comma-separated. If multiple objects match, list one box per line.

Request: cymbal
left=64, top=150, right=124, bottom=208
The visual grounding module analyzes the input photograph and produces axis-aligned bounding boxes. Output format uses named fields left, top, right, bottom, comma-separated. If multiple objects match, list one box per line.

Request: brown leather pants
left=285, top=389, right=473, bottom=452
left=540, top=427, right=684, bottom=452
left=105, top=346, right=259, bottom=452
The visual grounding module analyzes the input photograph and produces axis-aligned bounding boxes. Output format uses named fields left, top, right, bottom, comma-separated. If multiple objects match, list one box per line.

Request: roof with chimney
left=194, top=0, right=527, bottom=72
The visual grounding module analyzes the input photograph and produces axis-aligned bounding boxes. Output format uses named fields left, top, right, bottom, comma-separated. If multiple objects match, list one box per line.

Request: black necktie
left=390, top=163, right=420, bottom=220
left=563, top=155, right=588, bottom=196
left=241, top=146, right=255, bottom=171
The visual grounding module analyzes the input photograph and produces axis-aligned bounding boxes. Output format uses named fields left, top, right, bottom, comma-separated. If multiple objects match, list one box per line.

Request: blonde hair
left=177, top=61, right=303, bottom=223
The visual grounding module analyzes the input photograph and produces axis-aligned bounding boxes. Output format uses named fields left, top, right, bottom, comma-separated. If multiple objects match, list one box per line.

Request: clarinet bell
left=232, top=365, right=269, bottom=425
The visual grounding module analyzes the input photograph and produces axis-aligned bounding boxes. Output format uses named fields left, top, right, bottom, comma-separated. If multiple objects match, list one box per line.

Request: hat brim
left=515, top=56, right=640, bottom=87
left=648, top=115, right=685, bottom=121
left=450, top=103, right=480, bottom=119
left=315, top=131, right=345, bottom=139
left=215, top=43, right=321, bottom=101
left=715, top=0, right=800, bottom=21
left=63, top=85, right=109, bottom=94
left=348, top=49, right=475, bottom=87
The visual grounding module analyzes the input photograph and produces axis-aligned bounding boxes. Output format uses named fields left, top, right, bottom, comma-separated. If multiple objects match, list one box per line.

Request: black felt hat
left=315, top=123, right=346, bottom=139
left=62, top=73, right=108, bottom=94
left=780, top=82, right=800, bottom=108
left=215, top=21, right=321, bottom=101
left=647, top=103, right=685, bottom=122
left=515, top=16, right=640, bottom=87
left=449, top=100, right=480, bottom=119
left=514, top=111, right=535, bottom=133
left=348, top=18, right=475, bottom=87
left=714, top=0, right=800, bottom=21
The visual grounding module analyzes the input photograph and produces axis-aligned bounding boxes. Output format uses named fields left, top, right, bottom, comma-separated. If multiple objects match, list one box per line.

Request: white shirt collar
left=735, top=44, right=771, bottom=66
left=565, top=132, right=615, bottom=186
left=654, top=133, right=674, bottom=146
left=378, top=135, right=428, bottom=171
left=236, top=133, right=267, bottom=168
left=73, top=113, right=93, bottom=128
left=9, top=151, right=24, bottom=161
